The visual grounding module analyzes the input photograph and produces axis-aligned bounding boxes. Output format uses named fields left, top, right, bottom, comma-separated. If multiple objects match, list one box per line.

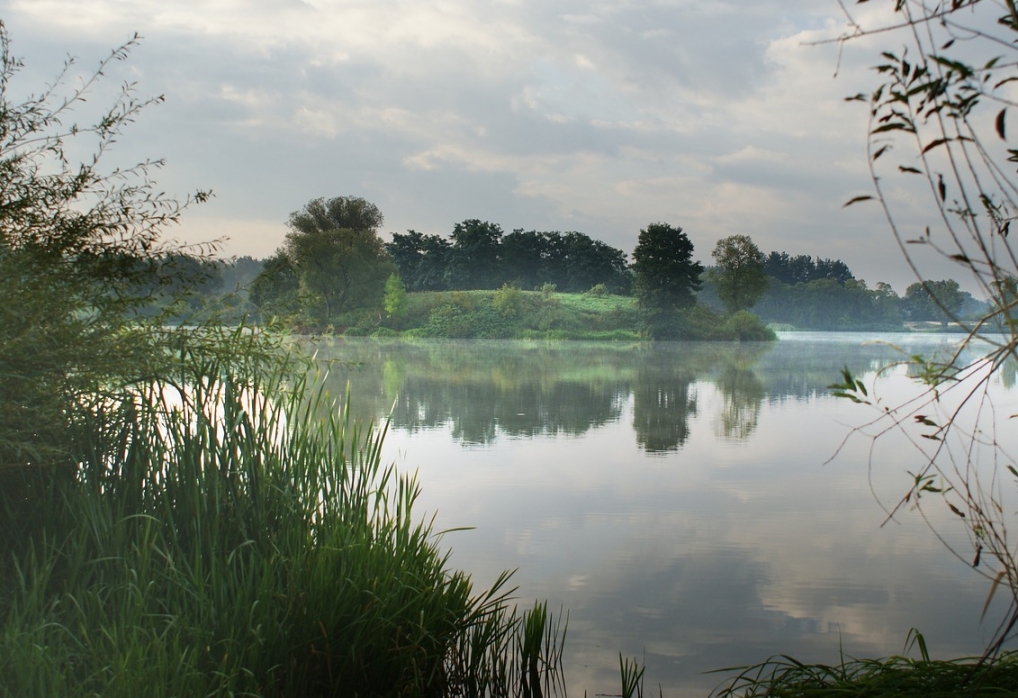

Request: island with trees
left=183, top=195, right=989, bottom=340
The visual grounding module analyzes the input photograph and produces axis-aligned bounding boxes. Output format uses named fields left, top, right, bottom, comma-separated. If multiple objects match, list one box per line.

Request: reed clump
left=0, top=336, right=564, bottom=697
left=710, top=632, right=1018, bottom=698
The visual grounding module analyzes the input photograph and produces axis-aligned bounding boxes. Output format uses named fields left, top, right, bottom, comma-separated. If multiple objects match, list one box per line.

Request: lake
left=309, top=332, right=1018, bottom=696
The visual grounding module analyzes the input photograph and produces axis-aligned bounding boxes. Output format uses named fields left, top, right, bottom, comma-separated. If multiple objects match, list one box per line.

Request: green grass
left=373, top=288, right=772, bottom=341
left=709, top=632, right=1018, bottom=698
left=0, top=336, right=565, bottom=697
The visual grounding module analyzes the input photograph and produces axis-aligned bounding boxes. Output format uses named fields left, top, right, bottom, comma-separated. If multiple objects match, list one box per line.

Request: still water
left=311, top=332, right=1018, bottom=696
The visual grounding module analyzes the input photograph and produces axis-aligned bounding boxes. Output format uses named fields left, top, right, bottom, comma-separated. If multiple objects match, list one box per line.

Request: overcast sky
left=3, top=0, right=973, bottom=291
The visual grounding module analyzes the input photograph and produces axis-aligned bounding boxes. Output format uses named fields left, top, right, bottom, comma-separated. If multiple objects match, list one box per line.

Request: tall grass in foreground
left=0, top=344, right=564, bottom=697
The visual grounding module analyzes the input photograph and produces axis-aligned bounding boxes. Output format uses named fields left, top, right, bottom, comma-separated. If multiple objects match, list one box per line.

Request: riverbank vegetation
left=192, top=230, right=988, bottom=338
left=711, top=632, right=1018, bottom=698
left=0, top=25, right=566, bottom=697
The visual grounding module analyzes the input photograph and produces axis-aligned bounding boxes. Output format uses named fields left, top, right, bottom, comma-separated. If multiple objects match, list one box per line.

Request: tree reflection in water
left=308, top=336, right=925, bottom=451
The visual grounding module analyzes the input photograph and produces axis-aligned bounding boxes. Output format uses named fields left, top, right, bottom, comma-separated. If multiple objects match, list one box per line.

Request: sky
left=1, top=0, right=987, bottom=291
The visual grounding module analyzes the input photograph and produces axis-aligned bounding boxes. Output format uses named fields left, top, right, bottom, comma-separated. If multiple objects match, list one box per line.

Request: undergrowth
left=0, top=334, right=565, bottom=697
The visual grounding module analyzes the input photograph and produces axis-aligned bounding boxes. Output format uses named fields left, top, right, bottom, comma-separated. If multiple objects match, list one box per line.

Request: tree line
left=175, top=194, right=986, bottom=334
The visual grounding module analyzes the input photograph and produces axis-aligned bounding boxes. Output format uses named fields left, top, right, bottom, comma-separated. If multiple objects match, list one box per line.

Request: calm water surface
left=311, top=332, right=1018, bottom=696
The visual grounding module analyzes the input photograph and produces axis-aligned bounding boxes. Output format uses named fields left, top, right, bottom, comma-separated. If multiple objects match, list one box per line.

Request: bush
left=719, top=310, right=777, bottom=341
left=493, top=283, right=524, bottom=318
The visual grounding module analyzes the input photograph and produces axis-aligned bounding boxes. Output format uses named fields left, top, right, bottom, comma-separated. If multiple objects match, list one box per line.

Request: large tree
left=631, top=223, right=703, bottom=311
left=274, top=196, right=396, bottom=325
left=709, top=235, right=769, bottom=313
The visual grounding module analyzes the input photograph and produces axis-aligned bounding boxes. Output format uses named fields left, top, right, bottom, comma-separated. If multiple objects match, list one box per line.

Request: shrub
left=493, top=283, right=524, bottom=318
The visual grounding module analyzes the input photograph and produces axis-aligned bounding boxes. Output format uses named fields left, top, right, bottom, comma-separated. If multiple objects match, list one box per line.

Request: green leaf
left=899, top=166, right=922, bottom=174
left=997, top=108, right=1007, bottom=140
left=843, top=195, right=874, bottom=207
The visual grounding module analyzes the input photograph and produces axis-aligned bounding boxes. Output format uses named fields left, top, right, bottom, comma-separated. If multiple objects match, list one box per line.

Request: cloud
left=1, top=0, right=953, bottom=289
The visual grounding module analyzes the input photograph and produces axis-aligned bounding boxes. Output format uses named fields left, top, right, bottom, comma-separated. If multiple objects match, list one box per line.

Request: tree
left=0, top=24, right=211, bottom=469
left=288, top=195, right=384, bottom=236
left=386, top=229, right=453, bottom=292
left=903, top=279, right=965, bottom=325
left=250, top=251, right=301, bottom=320
left=448, top=219, right=504, bottom=290
left=278, top=196, right=396, bottom=326
left=836, top=0, right=1018, bottom=655
left=631, top=223, right=704, bottom=311
left=709, top=235, right=769, bottom=313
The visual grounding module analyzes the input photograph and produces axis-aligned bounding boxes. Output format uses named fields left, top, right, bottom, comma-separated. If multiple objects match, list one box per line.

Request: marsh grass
left=709, top=632, right=1018, bottom=698
left=0, top=339, right=565, bottom=697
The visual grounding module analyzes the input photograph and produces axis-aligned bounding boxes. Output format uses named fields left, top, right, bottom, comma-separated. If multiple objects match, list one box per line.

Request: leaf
left=948, top=502, right=966, bottom=518
left=843, top=195, right=874, bottom=207
left=938, top=174, right=947, bottom=202
left=872, top=145, right=890, bottom=160
left=981, top=570, right=1005, bottom=620
left=899, top=165, right=922, bottom=174
left=922, top=137, right=949, bottom=154
left=871, top=122, right=913, bottom=134
left=1008, top=464, right=1018, bottom=478
left=997, top=108, right=1007, bottom=140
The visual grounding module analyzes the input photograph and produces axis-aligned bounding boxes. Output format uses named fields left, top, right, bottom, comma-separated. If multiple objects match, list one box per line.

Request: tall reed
left=0, top=339, right=564, bottom=697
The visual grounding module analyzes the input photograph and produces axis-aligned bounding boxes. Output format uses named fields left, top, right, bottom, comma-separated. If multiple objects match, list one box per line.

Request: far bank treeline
left=181, top=196, right=988, bottom=340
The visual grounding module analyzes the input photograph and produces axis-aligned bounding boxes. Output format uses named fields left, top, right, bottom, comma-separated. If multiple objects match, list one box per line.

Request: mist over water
left=311, top=333, right=1018, bottom=696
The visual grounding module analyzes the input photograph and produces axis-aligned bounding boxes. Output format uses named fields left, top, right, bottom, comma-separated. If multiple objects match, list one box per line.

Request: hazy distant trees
left=385, top=223, right=630, bottom=294
left=764, top=252, right=854, bottom=285
left=903, top=280, right=965, bottom=326
left=709, top=235, right=769, bottom=313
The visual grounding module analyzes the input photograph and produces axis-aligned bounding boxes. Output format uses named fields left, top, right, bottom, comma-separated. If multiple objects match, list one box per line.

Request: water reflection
left=311, top=336, right=928, bottom=450
left=303, top=333, right=1014, bottom=696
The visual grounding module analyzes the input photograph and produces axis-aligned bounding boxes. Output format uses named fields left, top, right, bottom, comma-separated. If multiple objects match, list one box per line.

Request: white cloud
left=2, top=0, right=968, bottom=288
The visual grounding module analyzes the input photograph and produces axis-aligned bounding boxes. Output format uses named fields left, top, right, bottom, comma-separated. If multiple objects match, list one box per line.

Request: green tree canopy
left=279, top=197, right=396, bottom=326
left=287, top=196, right=384, bottom=237
left=709, top=235, right=769, bottom=313
left=631, top=222, right=703, bottom=311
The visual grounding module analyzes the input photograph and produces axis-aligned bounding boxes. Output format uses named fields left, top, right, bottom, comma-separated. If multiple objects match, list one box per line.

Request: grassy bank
left=0, top=336, right=564, bottom=697
left=710, top=635, right=1018, bottom=698
left=345, top=286, right=775, bottom=341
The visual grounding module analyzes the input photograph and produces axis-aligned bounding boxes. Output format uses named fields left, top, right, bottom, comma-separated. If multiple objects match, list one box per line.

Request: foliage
left=0, top=23, right=214, bottom=469
left=493, top=282, right=525, bottom=318
left=763, top=251, right=854, bottom=285
left=750, top=277, right=904, bottom=330
left=709, top=235, right=770, bottom=313
left=250, top=251, right=301, bottom=321
left=711, top=630, right=1018, bottom=698
left=632, top=222, right=704, bottom=311
left=386, top=225, right=630, bottom=294
left=0, top=345, right=567, bottom=697
left=718, top=310, right=776, bottom=341
left=836, top=0, right=1018, bottom=656
left=448, top=219, right=505, bottom=290
left=254, top=196, right=396, bottom=329
left=903, top=279, right=966, bottom=325
left=384, top=272, right=409, bottom=320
